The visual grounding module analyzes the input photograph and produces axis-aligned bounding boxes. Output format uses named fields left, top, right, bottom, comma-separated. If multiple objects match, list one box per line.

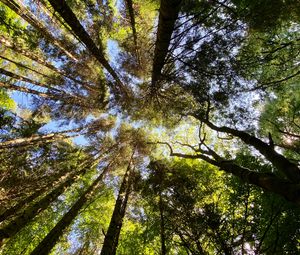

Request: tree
left=100, top=159, right=134, bottom=255
left=0, top=0, right=300, bottom=254
left=30, top=162, right=113, bottom=255
left=0, top=154, right=100, bottom=243
left=47, top=0, right=131, bottom=99
left=151, top=0, right=182, bottom=92
left=0, top=116, right=115, bottom=150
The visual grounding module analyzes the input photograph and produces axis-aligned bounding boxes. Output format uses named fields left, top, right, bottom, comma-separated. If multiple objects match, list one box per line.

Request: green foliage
left=0, top=3, right=26, bottom=36
left=232, top=0, right=300, bottom=31
left=0, top=89, right=15, bottom=110
left=260, top=83, right=300, bottom=158
left=0, top=0, right=299, bottom=254
left=51, top=187, right=115, bottom=254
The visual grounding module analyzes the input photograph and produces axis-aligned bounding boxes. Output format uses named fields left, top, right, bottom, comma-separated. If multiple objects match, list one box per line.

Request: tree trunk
left=0, top=80, right=92, bottom=109
left=47, top=0, right=130, bottom=98
left=0, top=127, right=83, bottom=150
left=8, top=0, right=101, bottom=93
left=0, top=55, right=54, bottom=81
left=0, top=156, right=100, bottom=243
left=0, top=35, right=69, bottom=79
left=125, top=0, right=137, bottom=48
left=167, top=146, right=300, bottom=205
left=159, top=191, right=167, bottom=255
left=0, top=54, right=98, bottom=92
left=30, top=164, right=111, bottom=255
left=202, top=155, right=300, bottom=205
left=38, top=0, right=79, bottom=45
left=0, top=0, right=78, bottom=62
left=100, top=164, right=133, bottom=255
left=0, top=183, right=55, bottom=223
left=151, top=0, right=182, bottom=91
left=0, top=67, right=93, bottom=106
left=199, top=118, right=300, bottom=182
left=0, top=68, right=61, bottom=92
left=177, top=232, right=194, bottom=255
left=0, top=159, right=84, bottom=222
left=0, top=35, right=57, bottom=71
left=124, top=0, right=140, bottom=66
left=0, top=80, right=55, bottom=99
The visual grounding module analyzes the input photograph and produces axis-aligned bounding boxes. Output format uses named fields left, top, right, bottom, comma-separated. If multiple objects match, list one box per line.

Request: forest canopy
left=0, top=0, right=299, bottom=254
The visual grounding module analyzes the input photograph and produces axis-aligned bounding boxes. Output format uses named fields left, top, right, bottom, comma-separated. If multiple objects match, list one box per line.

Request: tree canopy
left=0, top=0, right=299, bottom=254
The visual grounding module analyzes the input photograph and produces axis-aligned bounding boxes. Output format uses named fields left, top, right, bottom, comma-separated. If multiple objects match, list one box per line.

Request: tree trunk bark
left=38, top=0, right=79, bottom=45
left=0, top=80, right=55, bottom=99
left=0, top=55, right=54, bottom=81
left=3, top=0, right=100, bottom=93
left=0, top=66, right=93, bottom=102
left=202, top=155, right=300, bottom=205
left=100, top=164, right=133, bottom=255
left=0, top=35, right=58, bottom=72
left=151, top=0, right=182, bottom=91
left=30, top=164, right=111, bottom=255
left=0, top=0, right=79, bottom=62
left=124, top=0, right=140, bottom=66
left=0, top=80, right=93, bottom=109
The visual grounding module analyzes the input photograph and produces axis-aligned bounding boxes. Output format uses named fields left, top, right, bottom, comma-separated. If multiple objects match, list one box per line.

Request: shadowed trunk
left=125, top=0, right=137, bottom=48
left=47, top=0, right=130, bottom=98
left=30, top=164, right=111, bottom=255
left=39, top=0, right=79, bottom=44
left=201, top=155, right=300, bottom=205
left=151, top=0, right=182, bottom=91
left=218, top=161, right=300, bottom=204
left=100, top=164, right=133, bottom=255
left=0, top=0, right=78, bottom=62
left=0, top=180, right=60, bottom=223
left=197, top=117, right=300, bottom=182
left=0, top=156, right=100, bottom=243
left=159, top=191, right=167, bottom=255
left=152, top=161, right=167, bottom=255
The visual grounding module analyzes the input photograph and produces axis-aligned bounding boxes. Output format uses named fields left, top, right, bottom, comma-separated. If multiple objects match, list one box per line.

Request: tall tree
left=0, top=0, right=79, bottom=61
left=100, top=153, right=135, bottom=255
left=30, top=162, right=113, bottom=255
left=0, top=154, right=102, bottom=243
left=0, top=0, right=300, bottom=254
left=0, top=117, right=115, bottom=150
left=47, top=0, right=131, bottom=99
left=151, top=0, right=182, bottom=92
